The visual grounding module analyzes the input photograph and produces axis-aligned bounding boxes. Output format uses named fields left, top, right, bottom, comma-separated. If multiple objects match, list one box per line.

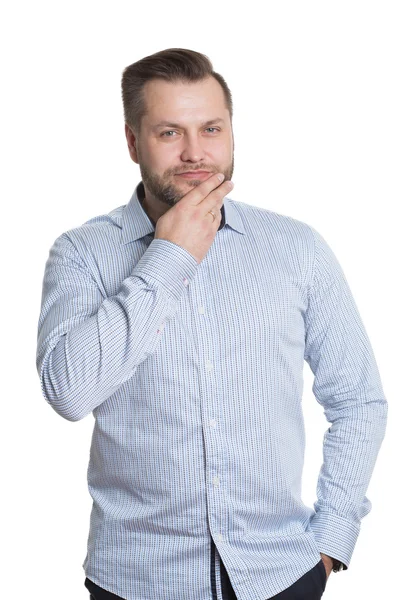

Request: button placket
left=193, top=284, right=227, bottom=566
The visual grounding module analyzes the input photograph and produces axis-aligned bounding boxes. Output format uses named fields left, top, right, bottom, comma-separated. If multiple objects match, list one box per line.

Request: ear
left=125, top=123, right=139, bottom=164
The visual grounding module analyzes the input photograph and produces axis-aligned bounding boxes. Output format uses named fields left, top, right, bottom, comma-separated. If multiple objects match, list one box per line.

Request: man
left=36, top=48, right=388, bottom=600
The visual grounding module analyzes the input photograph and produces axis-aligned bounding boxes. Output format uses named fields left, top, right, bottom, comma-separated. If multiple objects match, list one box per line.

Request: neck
left=139, top=193, right=157, bottom=228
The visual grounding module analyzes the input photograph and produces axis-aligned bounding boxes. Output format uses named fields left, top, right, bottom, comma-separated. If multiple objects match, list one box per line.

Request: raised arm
left=36, top=233, right=198, bottom=421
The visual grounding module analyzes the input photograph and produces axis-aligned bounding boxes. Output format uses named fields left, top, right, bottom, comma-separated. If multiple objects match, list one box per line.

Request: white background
left=1, top=1, right=398, bottom=598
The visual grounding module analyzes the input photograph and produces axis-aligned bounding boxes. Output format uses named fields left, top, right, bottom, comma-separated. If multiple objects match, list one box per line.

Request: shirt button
left=209, top=419, right=217, bottom=428
left=217, top=534, right=224, bottom=542
left=212, top=475, right=220, bottom=487
left=183, top=277, right=189, bottom=287
left=198, top=305, right=205, bottom=314
left=156, top=322, right=165, bottom=334
left=205, top=360, right=213, bottom=372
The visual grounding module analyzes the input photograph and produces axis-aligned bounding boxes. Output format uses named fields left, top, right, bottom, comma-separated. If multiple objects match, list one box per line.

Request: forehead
left=142, top=76, right=228, bottom=124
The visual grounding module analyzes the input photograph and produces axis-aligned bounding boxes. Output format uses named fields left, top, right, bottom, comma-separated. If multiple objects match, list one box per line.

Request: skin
left=321, top=553, right=333, bottom=579
left=125, top=76, right=234, bottom=226
left=125, top=73, right=334, bottom=584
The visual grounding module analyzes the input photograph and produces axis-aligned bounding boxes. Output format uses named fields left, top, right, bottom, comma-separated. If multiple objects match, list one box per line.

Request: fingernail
left=217, top=173, right=225, bottom=182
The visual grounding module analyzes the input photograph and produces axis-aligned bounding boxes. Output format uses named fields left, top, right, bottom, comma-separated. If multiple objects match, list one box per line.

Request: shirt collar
left=121, top=181, right=245, bottom=245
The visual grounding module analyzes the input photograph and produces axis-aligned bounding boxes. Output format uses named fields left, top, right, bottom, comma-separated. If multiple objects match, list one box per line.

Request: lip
left=176, top=171, right=212, bottom=180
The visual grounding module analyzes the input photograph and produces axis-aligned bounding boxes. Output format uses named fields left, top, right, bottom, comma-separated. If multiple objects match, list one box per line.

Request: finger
left=201, top=179, right=233, bottom=213
left=208, top=206, right=223, bottom=228
left=180, top=172, right=228, bottom=206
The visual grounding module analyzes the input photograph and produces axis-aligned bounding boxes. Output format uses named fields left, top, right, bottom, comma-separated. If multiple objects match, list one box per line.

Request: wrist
left=321, top=553, right=345, bottom=572
left=328, top=556, right=345, bottom=572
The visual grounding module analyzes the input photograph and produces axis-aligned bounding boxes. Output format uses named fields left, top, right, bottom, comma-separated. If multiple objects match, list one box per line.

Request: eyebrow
left=153, top=118, right=225, bottom=131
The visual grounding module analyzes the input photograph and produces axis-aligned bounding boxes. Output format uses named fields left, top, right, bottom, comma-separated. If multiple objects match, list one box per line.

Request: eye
left=160, top=127, right=220, bottom=137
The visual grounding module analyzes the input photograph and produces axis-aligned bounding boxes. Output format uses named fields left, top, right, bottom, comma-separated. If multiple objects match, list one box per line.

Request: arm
left=36, top=233, right=198, bottom=421
left=304, top=226, right=388, bottom=569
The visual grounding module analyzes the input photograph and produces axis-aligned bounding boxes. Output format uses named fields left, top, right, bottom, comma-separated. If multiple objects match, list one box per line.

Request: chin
left=180, top=178, right=201, bottom=186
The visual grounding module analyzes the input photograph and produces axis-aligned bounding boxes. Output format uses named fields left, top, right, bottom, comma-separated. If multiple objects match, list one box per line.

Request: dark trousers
left=85, top=556, right=327, bottom=600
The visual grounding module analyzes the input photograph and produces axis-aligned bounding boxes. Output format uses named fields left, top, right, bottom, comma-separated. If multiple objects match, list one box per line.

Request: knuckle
left=175, top=201, right=185, bottom=213
left=193, top=207, right=202, bottom=220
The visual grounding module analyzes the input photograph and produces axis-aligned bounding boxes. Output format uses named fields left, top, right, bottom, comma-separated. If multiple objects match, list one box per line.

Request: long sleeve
left=36, top=233, right=198, bottom=422
left=304, top=226, right=388, bottom=568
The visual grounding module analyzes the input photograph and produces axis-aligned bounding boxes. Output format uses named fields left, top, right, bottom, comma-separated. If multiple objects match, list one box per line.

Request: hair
left=121, top=48, right=233, bottom=136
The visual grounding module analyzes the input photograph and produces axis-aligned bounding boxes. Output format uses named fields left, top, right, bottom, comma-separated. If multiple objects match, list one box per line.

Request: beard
left=138, top=155, right=234, bottom=208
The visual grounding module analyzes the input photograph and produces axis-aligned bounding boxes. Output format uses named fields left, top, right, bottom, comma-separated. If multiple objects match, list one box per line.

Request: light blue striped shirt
left=36, top=181, right=388, bottom=599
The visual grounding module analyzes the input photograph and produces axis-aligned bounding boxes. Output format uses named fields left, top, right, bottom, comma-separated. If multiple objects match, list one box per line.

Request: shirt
left=36, top=181, right=388, bottom=600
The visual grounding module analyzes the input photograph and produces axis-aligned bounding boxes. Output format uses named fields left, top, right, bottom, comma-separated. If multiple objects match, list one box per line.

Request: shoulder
left=55, top=203, right=126, bottom=252
left=229, top=197, right=317, bottom=248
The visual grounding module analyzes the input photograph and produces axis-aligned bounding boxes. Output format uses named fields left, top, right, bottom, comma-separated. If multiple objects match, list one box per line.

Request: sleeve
left=304, top=226, right=388, bottom=569
left=36, top=233, right=198, bottom=422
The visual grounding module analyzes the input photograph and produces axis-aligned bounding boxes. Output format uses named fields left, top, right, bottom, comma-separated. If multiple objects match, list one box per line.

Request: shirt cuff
left=132, top=238, right=199, bottom=301
left=309, top=511, right=358, bottom=569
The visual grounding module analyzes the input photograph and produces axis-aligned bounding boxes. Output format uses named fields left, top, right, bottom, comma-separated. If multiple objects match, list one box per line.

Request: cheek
left=140, top=144, right=170, bottom=172
left=212, top=148, right=231, bottom=169
left=210, top=137, right=232, bottom=160
left=150, top=140, right=179, bottom=163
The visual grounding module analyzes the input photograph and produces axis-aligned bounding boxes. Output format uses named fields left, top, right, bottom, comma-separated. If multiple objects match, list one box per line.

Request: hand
left=320, top=553, right=333, bottom=580
left=154, top=172, right=233, bottom=265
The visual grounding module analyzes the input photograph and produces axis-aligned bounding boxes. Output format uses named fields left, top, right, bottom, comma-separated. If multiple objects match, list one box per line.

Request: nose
left=180, top=133, right=206, bottom=163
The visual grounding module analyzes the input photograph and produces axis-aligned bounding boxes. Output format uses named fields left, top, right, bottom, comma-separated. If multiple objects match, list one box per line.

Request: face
left=125, top=76, right=234, bottom=212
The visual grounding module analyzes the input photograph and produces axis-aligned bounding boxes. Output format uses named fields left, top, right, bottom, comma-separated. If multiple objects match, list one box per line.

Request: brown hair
left=121, top=48, right=233, bottom=136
